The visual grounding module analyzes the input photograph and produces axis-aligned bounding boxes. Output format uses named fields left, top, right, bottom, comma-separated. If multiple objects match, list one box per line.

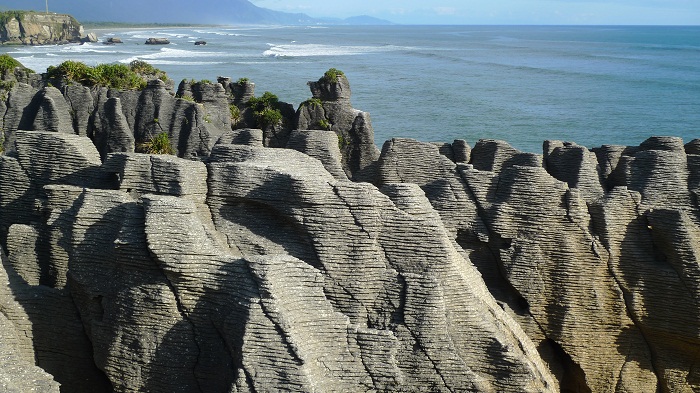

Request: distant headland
left=0, top=10, right=96, bottom=45
left=0, top=0, right=394, bottom=26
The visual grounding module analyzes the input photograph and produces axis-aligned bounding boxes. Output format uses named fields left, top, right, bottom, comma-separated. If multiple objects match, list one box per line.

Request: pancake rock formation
left=0, top=65, right=699, bottom=392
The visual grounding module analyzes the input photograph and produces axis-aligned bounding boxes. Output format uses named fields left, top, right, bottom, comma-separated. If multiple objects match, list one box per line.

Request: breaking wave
left=263, top=43, right=406, bottom=57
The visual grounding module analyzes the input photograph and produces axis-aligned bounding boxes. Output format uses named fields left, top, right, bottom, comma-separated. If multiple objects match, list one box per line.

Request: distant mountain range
left=0, top=0, right=393, bottom=25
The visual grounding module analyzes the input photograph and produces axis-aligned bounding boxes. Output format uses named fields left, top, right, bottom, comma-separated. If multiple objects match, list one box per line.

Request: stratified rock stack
left=1, top=75, right=231, bottom=159
left=297, top=70, right=380, bottom=181
left=376, top=136, right=700, bottom=392
left=1, top=67, right=700, bottom=392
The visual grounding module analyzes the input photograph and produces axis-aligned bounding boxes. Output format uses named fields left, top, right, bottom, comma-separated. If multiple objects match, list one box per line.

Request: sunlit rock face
left=1, top=69, right=699, bottom=392
left=0, top=12, right=84, bottom=45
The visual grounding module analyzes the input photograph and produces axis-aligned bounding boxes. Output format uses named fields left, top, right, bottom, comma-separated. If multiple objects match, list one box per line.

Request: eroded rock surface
left=1, top=69, right=699, bottom=392
left=0, top=12, right=85, bottom=45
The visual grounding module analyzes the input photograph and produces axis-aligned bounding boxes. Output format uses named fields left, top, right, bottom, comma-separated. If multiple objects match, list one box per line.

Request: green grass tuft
left=0, top=54, right=32, bottom=74
left=47, top=60, right=168, bottom=90
left=229, top=104, right=241, bottom=123
left=140, top=132, right=174, bottom=155
left=248, top=91, right=283, bottom=129
left=322, top=68, right=345, bottom=83
left=302, top=98, right=323, bottom=108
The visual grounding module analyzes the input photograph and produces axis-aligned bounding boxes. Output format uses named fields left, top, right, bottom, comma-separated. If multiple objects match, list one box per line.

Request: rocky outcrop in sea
left=1, top=61, right=699, bottom=392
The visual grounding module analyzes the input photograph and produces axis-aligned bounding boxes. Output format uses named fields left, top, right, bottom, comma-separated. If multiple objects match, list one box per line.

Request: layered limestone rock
left=1, top=66, right=375, bottom=172
left=1, top=66, right=700, bottom=392
left=297, top=72, right=380, bottom=181
left=0, top=130, right=558, bottom=392
left=0, top=249, right=61, bottom=393
left=377, top=135, right=700, bottom=392
left=0, top=12, right=85, bottom=45
left=1, top=78, right=230, bottom=158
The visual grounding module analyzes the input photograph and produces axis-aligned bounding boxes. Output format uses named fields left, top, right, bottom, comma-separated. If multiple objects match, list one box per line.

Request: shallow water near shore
left=3, top=25, right=699, bottom=153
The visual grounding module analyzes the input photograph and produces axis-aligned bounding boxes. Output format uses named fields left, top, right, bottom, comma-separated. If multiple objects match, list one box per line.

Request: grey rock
left=128, top=79, right=213, bottom=158
left=296, top=78, right=380, bottom=181
left=6, top=224, right=40, bottom=285
left=431, top=139, right=471, bottom=163
left=639, top=135, right=685, bottom=152
left=215, top=128, right=264, bottom=147
left=286, top=129, right=347, bottom=180
left=3, top=66, right=700, bottom=392
left=103, top=152, right=208, bottom=203
left=308, top=72, right=352, bottom=102
left=81, top=32, right=98, bottom=43
left=544, top=140, right=604, bottom=202
left=31, top=86, right=74, bottom=133
left=58, top=186, right=195, bottom=392
left=204, top=144, right=557, bottom=390
left=63, top=84, right=95, bottom=136
left=0, top=156, right=33, bottom=239
left=452, top=139, right=471, bottom=162
left=471, top=138, right=543, bottom=172
left=230, top=79, right=255, bottom=105
left=90, top=97, right=135, bottom=159
left=0, top=13, right=83, bottom=45
left=686, top=138, right=700, bottom=155
left=589, top=188, right=700, bottom=392
left=467, top=163, right=657, bottom=391
left=2, top=218, right=111, bottom=392
left=627, top=147, right=692, bottom=210
left=14, top=130, right=108, bottom=191
left=0, top=258, right=62, bottom=393
left=188, top=80, right=232, bottom=142
left=592, top=144, right=636, bottom=187
left=145, top=38, right=170, bottom=45
left=2, top=83, right=41, bottom=154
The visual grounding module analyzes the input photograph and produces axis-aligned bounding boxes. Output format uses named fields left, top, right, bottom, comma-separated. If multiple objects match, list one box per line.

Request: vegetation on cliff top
left=47, top=60, right=168, bottom=90
left=129, top=60, right=168, bottom=82
left=0, top=10, right=80, bottom=28
left=248, top=91, right=283, bottom=129
left=0, top=10, right=28, bottom=25
left=322, top=68, right=345, bottom=83
left=301, top=97, right=323, bottom=108
left=0, top=53, right=33, bottom=74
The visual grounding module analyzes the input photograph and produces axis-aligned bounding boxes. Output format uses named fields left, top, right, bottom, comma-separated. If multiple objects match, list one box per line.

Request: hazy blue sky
left=250, top=0, right=700, bottom=25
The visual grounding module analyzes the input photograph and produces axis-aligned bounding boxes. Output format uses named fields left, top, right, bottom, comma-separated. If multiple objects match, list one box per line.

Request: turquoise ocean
left=3, top=25, right=699, bottom=152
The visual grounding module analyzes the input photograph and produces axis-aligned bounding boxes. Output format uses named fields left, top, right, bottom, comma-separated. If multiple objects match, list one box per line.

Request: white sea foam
left=263, top=43, right=404, bottom=57
left=158, top=32, right=191, bottom=38
left=142, top=47, right=221, bottom=58
left=121, top=47, right=225, bottom=65
left=122, top=30, right=190, bottom=40
left=58, top=44, right=115, bottom=54
left=234, top=61, right=306, bottom=65
left=120, top=59, right=225, bottom=66
left=12, top=56, right=75, bottom=72
left=124, top=34, right=154, bottom=39
left=194, top=30, right=248, bottom=37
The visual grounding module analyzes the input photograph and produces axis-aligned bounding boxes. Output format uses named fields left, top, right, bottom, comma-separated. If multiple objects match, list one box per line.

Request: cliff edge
left=0, top=11, right=85, bottom=45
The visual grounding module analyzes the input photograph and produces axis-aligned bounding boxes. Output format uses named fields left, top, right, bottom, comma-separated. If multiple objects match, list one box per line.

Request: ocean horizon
left=2, top=24, right=699, bottom=153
